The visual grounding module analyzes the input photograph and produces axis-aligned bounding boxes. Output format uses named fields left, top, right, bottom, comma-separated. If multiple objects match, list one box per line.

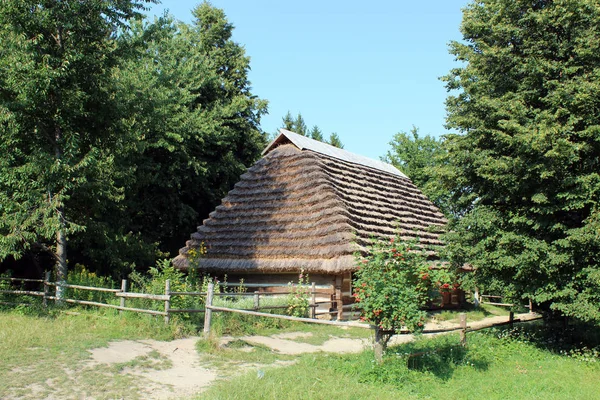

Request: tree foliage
left=442, top=0, right=600, bottom=323
left=0, top=1, right=268, bottom=278
left=0, top=0, right=150, bottom=284
left=277, top=111, right=344, bottom=148
left=385, top=127, right=451, bottom=216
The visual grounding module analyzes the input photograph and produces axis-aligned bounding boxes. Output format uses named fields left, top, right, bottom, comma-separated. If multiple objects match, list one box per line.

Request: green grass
left=198, top=324, right=600, bottom=400
left=0, top=307, right=188, bottom=399
left=429, top=303, right=511, bottom=324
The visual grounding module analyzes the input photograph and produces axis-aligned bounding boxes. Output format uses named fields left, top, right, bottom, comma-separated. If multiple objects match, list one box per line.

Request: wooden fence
left=0, top=275, right=342, bottom=324
left=478, top=293, right=533, bottom=312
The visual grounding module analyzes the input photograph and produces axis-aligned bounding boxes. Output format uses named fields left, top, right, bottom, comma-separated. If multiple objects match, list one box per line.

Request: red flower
left=390, top=238, right=395, bottom=243
left=442, top=283, right=450, bottom=289
left=421, top=273, right=429, bottom=280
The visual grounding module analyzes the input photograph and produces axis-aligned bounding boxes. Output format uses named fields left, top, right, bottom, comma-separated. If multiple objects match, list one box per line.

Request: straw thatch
left=173, top=130, right=446, bottom=274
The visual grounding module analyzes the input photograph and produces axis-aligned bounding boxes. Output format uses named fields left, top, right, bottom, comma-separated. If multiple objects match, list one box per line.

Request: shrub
left=286, top=269, right=310, bottom=317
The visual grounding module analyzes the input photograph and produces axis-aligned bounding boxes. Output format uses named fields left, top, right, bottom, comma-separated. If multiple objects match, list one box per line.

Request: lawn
left=199, top=324, right=600, bottom=400
left=1, top=306, right=599, bottom=400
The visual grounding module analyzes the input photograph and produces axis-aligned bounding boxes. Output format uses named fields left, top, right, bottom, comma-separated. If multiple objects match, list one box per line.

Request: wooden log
left=311, top=282, right=316, bottom=319
left=46, top=282, right=121, bottom=293
left=335, top=275, right=343, bottom=320
left=460, top=313, right=467, bottom=346
left=169, top=291, right=207, bottom=296
left=44, top=296, right=167, bottom=316
left=481, top=302, right=515, bottom=307
left=43, top=271, right=51, bottom=308
left=168, top=308, right=206, bottom=314
left=253, top=291, right=260, bottom=311
left=115, top=292, right=169, bottom=301
left=119, top=280, right=127, bottom=315
left=164, top=279, right=171, bottom=324
left=207, top=305, right=371, bottom=328
left=203, top=283, right=214, bottom=338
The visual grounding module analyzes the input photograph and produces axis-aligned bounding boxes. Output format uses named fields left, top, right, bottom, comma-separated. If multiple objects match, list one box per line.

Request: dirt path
left=84, top=312, right=540, bottom=399
left=88, top=337, right=216, bottom=400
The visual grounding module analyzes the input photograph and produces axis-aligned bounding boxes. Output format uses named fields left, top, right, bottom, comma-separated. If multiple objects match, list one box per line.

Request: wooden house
left=173, top=129, right=448, bottom=317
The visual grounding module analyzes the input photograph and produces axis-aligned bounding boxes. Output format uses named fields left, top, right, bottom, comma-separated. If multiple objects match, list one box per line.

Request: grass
left=429, top=303, right=510, bottom=324
left=0, top=306, right=187, bottom=399
left=198, top=323, right=600, bottom=400
left=3, top=301, right=600, bottom=400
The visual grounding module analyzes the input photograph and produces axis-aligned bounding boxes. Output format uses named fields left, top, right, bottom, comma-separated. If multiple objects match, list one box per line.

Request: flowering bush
left=354, top=236, right=459, bottom=334
left=354, top=237, right=430, bottom=333
left=287, top=269, right=310, bottom=317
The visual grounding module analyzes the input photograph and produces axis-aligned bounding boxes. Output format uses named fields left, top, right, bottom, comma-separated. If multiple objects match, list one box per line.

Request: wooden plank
left=310, top=282, right=316, bottom=319
left=168, top=309, right=206, bottom=314
left=44, top=296, right=167, bottom=316
left=119, top=280, right=127, bottom=315
left=169, top=291, right=207, bottom=296
left=115, top=292, right=169, bottom=301
left=203, top=283, right=214, bottom=338
left=208, top=305, right=371, bottom=328
left=164, top=279, right=171, bottom=324
left=219, top=282, right=333, bottom=289
left=335, top=275, right=343, bottom=320
left=481, top=301, right=515, bottom=307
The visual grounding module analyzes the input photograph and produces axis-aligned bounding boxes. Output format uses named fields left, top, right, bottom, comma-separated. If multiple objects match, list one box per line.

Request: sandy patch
left=86, top=337, right=217, bottom=400
left=241, top=335, right=369, bottom=355
left=272, top=332, right=313, bottom=340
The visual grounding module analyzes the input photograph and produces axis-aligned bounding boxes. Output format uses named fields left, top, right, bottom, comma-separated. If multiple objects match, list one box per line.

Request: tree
left=0, top=0, right=149, bottom=294
left=112, top=4, right=268, bottom=266
left=328, top=132, right=344, bottom=149
left=442, top=0, right=600, bottom=322
left=277, top=111, right=344, bottom=148
left=309, top=125, right=324, bottom=142
left=385, top=127, right=452, bottom=216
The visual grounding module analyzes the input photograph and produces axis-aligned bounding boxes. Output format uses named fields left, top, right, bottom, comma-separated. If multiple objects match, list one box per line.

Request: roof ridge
left=263, top=129, right=407, bottom=178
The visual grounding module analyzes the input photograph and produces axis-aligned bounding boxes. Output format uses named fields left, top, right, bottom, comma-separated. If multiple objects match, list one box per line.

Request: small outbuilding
left=174, top=129, right=447, bottom=317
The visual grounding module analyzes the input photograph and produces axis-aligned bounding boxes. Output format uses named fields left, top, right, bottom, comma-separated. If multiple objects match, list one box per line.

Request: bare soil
left=78, top=312, right=540, bottom=399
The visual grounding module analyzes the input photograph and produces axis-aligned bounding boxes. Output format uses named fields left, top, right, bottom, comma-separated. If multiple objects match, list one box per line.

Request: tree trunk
left=55, top=214, right=67, bottom=300
left=54, top=124, right=67, bottom=301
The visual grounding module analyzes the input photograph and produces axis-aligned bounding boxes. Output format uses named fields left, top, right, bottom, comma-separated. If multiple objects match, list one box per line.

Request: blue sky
left=147, top=1, right=470, bottom=160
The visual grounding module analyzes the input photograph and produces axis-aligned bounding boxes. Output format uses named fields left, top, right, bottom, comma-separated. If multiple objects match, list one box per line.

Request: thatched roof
left=173, top=130, right=446, bottom=274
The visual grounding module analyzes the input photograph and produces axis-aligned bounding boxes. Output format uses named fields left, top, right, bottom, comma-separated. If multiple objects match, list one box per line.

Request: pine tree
left=442, top=0, right=600, bottom=322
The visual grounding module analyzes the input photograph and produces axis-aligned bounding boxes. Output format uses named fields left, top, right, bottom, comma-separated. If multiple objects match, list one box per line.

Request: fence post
left=203, top=283, right=214, bottom=338
left=528, top=299, right=533, bottom=314
left=43, top=271, right=51, bottom=308
left=119, top=279, right=127, bottom=315
left=164, top=279, right=171, bottom=324
left=509, top=311, right=514, bottom=328
left=473, top=288, right=480, bottom=307
left=253, top=290, right=260, bottom=311
left=311, top=282, right=316, bottom=319
left=335, top=275, right=343, bottom=320
left=459, top=313, right=467, bottom=346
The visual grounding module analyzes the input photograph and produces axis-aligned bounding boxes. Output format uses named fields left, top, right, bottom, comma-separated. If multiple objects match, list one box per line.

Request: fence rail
left=0, top=274, right=342, bottom=324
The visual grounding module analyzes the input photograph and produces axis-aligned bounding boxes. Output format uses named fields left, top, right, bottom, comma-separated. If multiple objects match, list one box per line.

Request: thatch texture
left=173, top=131, right=446, bottom=273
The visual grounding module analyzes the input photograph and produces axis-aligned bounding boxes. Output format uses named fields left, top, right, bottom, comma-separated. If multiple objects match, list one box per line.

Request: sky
left=147, top=1, right=471, bottom=160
